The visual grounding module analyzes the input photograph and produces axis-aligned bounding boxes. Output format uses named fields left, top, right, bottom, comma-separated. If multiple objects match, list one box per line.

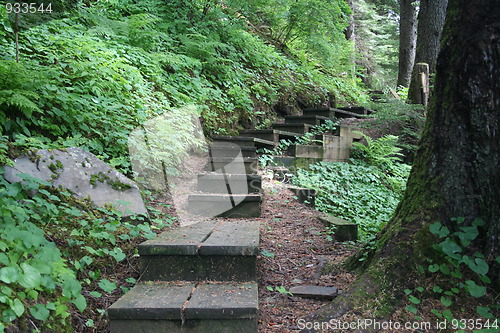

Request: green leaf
left=408, top=295, right=420, bottom=304
left=432, top=286, right=443, bottom=293
left=476, top=306, right=494, bottom=319
left=467, top=258, right=489, bottom=276
left=261, top=250, right=275, bottom=258
left=19, top=264, right=42, bottom=289
left=405, top=304, right=417, bottom=314
left=30, top=304, right=50, bottom=321
left=0, top=267, right=20, bottom=284
left=98, top=279, right=117, bottom=293
left=266, top=286, right=274, bottom=292
left=89, top=291, right=102, bottom=298
left=465, top=280, right=486, bottom=298
left=428, top=264, right=439, bottom=273
left=429, top=222, right=449, bottom=238
left=62, top=278, right=82, bottom=298
left=72, top=294, right=87, bottom=312
left=439, top=239, right=462, bottom=259
left=11, top=298, right=25, bottom=317
left=440, top=296, right=452, bottom=307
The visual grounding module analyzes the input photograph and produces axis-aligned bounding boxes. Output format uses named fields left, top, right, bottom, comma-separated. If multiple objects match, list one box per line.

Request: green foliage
left=351, top=132, right=404, bottom=169
left=293, top=161, right=405, bottom=242
left=361, top=100, right=426, bottom=159
left=405, top=218, right=499, bottom=326
left=0, top=170, right=174, bottom=331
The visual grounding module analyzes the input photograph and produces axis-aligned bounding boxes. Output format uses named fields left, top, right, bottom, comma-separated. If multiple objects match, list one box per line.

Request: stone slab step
left=109, top=281, right=258, bottom=333
left=287, top=186, right=316, bottom=207
left=197, top=173, right=262, bottom=194
left=284, top=115, right=330, bottom=126
left=210, top=143, right=257, bottom=158
left=287, top=144, right=324, bottom=159
left=338, top=106, right=374, bottom=115
left=204, top=157, right=258, bottom=175
left=139, top=220, right=260, bottom=281
left=271, top=123, right=313, bottom=134
left=289, top=285, right=338, bottom=300
left=212, top=136, right=275, bottom=149
left=318, top=214, right=358, bottom=241
left=303, top=107, right=336, bottom=118
left=239, top=129, right=300, bottom=144
left=187, top=194, right=261, bottom=218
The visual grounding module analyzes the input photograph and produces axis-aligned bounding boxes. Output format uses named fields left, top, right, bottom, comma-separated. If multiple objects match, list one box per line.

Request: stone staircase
left=108, top=105, right=371, bottom=332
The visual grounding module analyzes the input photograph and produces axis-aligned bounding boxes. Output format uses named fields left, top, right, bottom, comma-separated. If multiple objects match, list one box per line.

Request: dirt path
left=257, top=178, right=357, bottom=332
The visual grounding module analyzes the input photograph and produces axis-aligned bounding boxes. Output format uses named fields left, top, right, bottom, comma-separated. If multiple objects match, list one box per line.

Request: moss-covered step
left=109, top=281, right=258, bottom=333
left=318, top=214, right=358, bottom=241
left=211, top=136, right=275, bottom=149
left=271, top=123, right=313, bottom=134
left=187, top=193, right=261, bottom=218
left=239, top=129, right=301, bottom=144
left=287, top=186, right=316, bottom=207
left=204, top=157, right=258, bottom=175
left=197, top=173, right=262, bottom=194
left=284, top=115, right=330, bottom=126
left=139, top=220, right=260, bottom=281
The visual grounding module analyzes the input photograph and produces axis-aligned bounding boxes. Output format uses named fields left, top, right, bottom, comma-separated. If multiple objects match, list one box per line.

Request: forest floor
left=256, top=177, right=359, bottom=332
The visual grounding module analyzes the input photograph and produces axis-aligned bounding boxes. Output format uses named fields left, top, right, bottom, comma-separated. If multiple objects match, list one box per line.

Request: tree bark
left=408, top=0, right=448, bottom=103
left=303, top=0, right=500, bottom=325
left=396, top=0, right=417, bottom=88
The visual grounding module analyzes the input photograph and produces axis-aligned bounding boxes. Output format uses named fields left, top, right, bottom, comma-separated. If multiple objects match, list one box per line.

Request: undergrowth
left=292, top=134, right=410, bottom=243
left=0, top=170, right=174, bottom=332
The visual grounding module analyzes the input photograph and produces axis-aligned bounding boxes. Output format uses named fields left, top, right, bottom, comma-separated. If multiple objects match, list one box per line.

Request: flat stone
left=212, top=136, right=275, bottom=149
left=187, top=194, right=261, bottom=218
left=318, top=214, right=358, bottom=241
left=186, top=282, right=258, bottom=319
left=108, top=281, right=195, bottom=320
left=197, top=174, right=261, bottom=194
left=272, top=123, right=312, bottom=134
left=288, top=186, right=316, bottom=207
left=200, top=220, right=260, bottom=256
left=3, top=147, right=147, bottom=218
left=139, top=220, right=218, bottom=255
left=284, top=115, right=330, bottom=126
left=205, top=157, right=258, bottom=175
left=289, top=285, right=338, bottom=300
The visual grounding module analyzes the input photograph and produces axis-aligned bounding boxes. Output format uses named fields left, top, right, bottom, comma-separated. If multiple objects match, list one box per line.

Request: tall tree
left=396, top=0, right=417, bottom=87
left=408, top=0, right=448, bottom=102
left=304, top=0, right=500, bottom=324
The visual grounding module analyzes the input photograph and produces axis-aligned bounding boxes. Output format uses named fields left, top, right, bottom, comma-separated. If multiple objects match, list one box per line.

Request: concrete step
left=204, top=157, right=258, bottom=175
left=212, top=136, right=275, bottom=149
left=303, top=107, right=336, bottom=118
left=197, top=173, right=262, bottom=194
left=109, top=281, right=258, bottom=333
left=210, top=143, right=257, bottom=158
left=271, top=123, right=313, bottom=134
left=287, top=144, right=324, bottom=159
left=139, top=220, right=260, bottom=281
left=239, top=129, right=301, bottom=144
left=187, top=194, right=261, bottom=218
left=338, top=106, right=374, bottom=116
left=284, top=115, right=330, bottom=126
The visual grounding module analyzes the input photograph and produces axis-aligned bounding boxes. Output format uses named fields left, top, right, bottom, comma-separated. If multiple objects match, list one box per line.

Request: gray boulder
left=3, top=147, right=148, bottom=218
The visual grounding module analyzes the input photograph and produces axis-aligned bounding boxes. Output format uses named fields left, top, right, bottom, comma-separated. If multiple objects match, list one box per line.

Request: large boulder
left=3, top=147, right=148, bottom=218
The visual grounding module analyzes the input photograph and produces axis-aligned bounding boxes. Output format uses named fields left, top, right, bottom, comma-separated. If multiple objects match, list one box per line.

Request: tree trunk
left=303, top=0, right=500, bottom=325
left=396, top=0, right=417, bottom=88
left=343, top=0, right=355, bottom=41
left=408, top=0, right=448, bottom=103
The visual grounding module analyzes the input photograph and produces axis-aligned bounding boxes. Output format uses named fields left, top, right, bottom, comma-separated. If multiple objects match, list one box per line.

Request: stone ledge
left=318, top=214, right=358, bottom=241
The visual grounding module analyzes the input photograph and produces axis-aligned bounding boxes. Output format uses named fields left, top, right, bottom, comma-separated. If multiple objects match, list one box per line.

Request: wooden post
left=410, top=63, right=430, bottom=106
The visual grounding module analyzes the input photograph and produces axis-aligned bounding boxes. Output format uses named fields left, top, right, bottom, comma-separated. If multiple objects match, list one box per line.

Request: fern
left=0, top=89, right=41, bottom=117
left=351, top=132, right=404, bottom=170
